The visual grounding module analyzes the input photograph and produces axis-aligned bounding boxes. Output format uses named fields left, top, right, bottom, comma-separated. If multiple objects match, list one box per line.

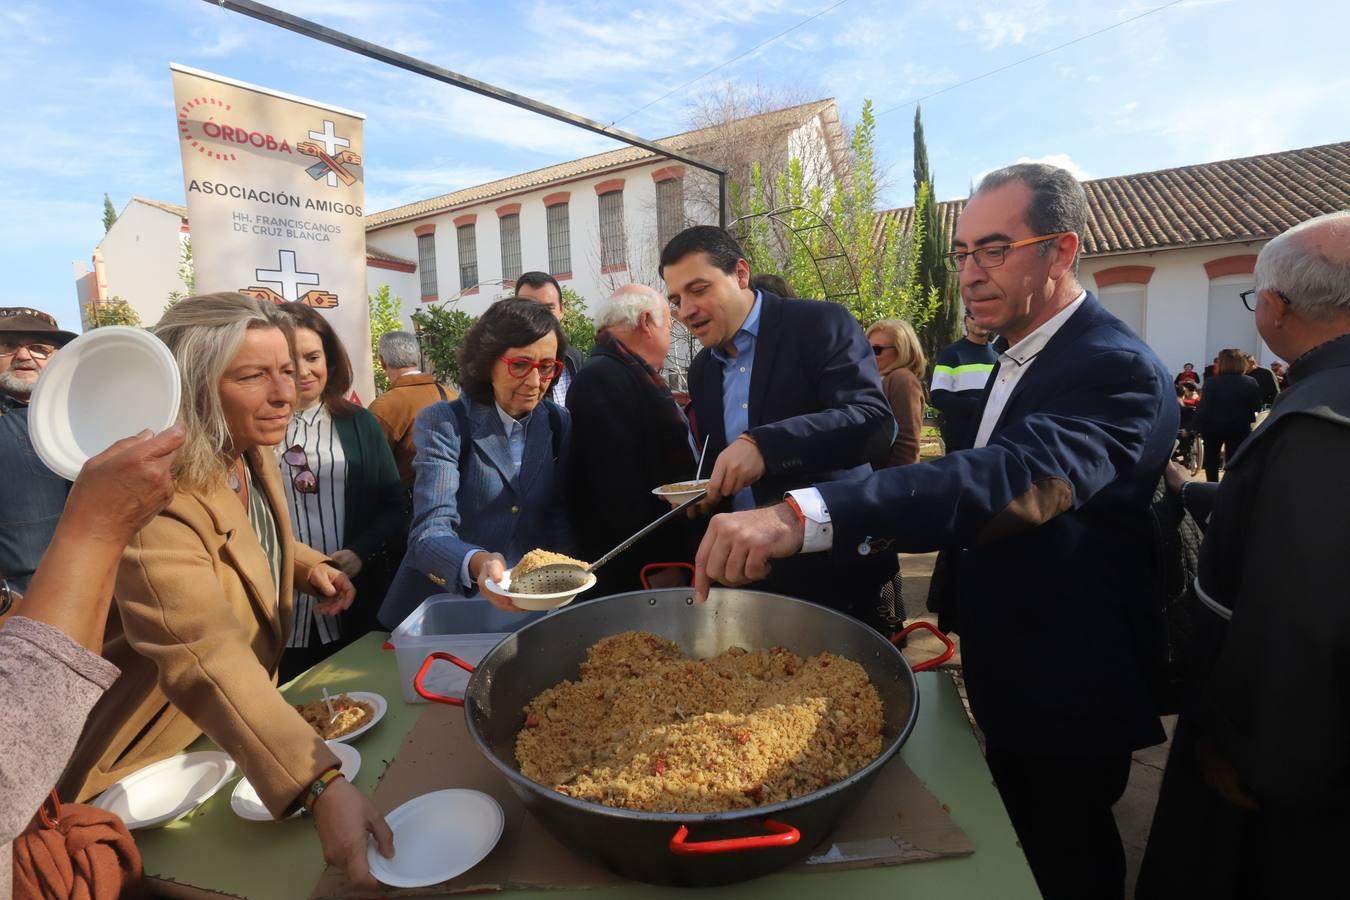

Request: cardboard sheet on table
left=311, top=704, right=973, bottom=897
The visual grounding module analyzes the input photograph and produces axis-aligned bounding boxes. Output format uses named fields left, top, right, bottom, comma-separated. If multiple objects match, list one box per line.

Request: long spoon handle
left=589, top=491, right=707, bottom=574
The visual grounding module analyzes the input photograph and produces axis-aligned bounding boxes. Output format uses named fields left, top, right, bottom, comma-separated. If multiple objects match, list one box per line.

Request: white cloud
left=957, top=0, right=1055, bottom=50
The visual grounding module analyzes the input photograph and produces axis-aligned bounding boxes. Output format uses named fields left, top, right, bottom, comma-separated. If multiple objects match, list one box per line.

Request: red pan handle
left=891, top=620, right=956, bottom=672
left=640, top=562, right=695, bottom=590
left=669, top=819, right=800, bottom=856
left=413, top=651, right=476, bottom=706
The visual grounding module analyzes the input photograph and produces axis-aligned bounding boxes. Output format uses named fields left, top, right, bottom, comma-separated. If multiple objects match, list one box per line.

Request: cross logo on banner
left=240, top=249, right=341, bottom=309
left=307, top=119, right=350, bottom=187
left=255, top=249, right=320, bottom=299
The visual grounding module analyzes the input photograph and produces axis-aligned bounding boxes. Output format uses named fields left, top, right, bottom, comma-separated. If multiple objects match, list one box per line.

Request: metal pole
left=207, top=0, right=729, bottom=218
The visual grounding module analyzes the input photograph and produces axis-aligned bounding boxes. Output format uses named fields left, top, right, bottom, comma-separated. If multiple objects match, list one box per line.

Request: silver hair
left=153, top=292, right=295, bottom=491
left=377, top=330, right=421, bottom=369
left=596, top=284, right=668, bottom=331
left=976, top=162, right=1089, bottom=274
left=1255, top=210, right=1350, bottom=322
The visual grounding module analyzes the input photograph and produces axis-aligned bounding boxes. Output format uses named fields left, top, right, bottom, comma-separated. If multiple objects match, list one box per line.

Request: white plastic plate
left=89, top=751, right=236, bottom=830
left=28, top=326, right=181, bottom=481
left=309, top=691, right=387, bottom=744
left=368, top=789, right=504, bottom=888
left=230, top=741, right=361, bottom=822
left=485, top=569, right=596, bottom=611
left=651, top=478, right=711, bottom=506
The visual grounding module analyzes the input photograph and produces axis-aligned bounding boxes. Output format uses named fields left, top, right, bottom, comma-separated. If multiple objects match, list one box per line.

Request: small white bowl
left=89, top=751, right=236, bottom=830
left=28, top=326, right=181, bottom=481
left=368, top=789, right=504, bottom=888
left=651, top=479, right=710, bottom=507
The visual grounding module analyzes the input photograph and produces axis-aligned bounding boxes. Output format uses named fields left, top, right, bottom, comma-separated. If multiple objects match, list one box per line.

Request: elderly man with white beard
left=0, top=308, right=77, bottom=595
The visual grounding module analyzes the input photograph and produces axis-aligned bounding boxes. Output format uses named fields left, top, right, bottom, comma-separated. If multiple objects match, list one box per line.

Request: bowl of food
left=486, top=549, right=597, bottom=611
left=294, top=691, right=386, bottom=742
left=651, top=479, right=711, bottom=508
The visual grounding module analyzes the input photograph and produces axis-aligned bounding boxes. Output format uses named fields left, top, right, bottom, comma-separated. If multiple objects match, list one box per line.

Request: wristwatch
left=0, top=575, right=13, bottom=617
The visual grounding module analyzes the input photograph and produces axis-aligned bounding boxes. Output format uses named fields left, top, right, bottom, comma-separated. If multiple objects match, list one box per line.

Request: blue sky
left=4, top=0, right=1347, bottom=331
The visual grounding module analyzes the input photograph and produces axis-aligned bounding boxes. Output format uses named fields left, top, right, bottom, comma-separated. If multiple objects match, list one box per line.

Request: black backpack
left=1143, top=476, right=1206, bottom=715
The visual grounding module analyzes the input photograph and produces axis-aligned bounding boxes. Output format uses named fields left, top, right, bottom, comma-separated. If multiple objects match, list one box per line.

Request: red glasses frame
left=498, top=356, right=563, bottom=380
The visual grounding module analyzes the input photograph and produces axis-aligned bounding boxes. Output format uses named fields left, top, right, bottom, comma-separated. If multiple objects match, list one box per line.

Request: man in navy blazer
left=660, top=225, right=897, bottom=626
left=691, top=165, right=1178, bottom=900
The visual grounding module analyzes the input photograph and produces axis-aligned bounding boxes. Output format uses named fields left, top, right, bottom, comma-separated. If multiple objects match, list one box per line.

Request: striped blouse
left=279, top=404, right=346, bottom=648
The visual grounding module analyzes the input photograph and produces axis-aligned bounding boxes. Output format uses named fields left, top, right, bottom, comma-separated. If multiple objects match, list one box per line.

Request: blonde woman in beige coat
left=60, top=294, right=393, bottom=890
left=866, top=318, right=927, bottom=467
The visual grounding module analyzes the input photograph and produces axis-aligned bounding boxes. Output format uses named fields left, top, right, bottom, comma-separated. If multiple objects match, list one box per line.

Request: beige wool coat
left=60, top=447, right=340, bottom=819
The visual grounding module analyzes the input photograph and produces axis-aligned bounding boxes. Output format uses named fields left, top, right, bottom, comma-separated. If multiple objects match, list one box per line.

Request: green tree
left=165, top=237, right=195, bottom=312
left=102, top=194, right=117, bottom=233
left=734, top=100, right=939, bottom=331
left=912, top=105, right=960, bottom=365
left=368, top=285, right=404, bottom=393
left=84, top=297, right=141, bottom=329
left=411, top=304, right=476, bottom=386
left=560, top=287, right=596, bottom=358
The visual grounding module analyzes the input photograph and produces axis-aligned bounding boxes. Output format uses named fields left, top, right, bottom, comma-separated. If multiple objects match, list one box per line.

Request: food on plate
left=294, top=693, right=374, bottom=740
left=512, top=549, right=587, bottom=579
left=656, top=481, right=706, bottom=494
left=515, top=631, right=884, bottom=813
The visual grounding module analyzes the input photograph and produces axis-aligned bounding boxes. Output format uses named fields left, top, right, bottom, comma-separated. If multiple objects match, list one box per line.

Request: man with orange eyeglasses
left=0, top=308, right=78, bottom=596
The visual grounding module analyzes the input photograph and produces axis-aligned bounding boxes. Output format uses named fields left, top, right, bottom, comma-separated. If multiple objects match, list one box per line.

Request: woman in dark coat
left=1195, top=347, right=1261, bottom=481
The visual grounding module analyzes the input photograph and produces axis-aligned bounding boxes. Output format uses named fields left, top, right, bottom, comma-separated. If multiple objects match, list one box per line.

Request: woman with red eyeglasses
left=275, top=303, right=405, bottom=681
left=379, top=299, right=575, bottom=625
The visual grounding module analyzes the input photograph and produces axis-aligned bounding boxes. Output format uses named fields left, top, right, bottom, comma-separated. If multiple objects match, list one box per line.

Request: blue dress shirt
left=710, top=291, right=763, bottom=511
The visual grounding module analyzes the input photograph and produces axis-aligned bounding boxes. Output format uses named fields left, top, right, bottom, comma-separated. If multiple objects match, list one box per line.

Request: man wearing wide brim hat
left=0, top=307, right=78, bottom=603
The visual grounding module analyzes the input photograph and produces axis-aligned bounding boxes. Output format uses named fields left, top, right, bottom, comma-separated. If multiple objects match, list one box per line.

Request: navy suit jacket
left=818, top=294, right=1178, bottom=754
left=378, top=395, right=573, bottom=628
left=688, top=291, right=895, bottom=506
left=688, top=291, right=897, bottom=612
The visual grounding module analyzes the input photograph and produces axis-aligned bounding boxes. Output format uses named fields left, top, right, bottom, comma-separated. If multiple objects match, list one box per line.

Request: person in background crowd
left=691, top=163, right=1177, bottom=900
left=368, top=330, right=457, bottom=490
left=0, top=308, right=76, bottom=594
left=1270, top=359, right=1289, bottom=389
left=0, top=427, right=183, bottom=896
left=379, top=300, right=573, bottom=624
left=1196, top=348, right=1262, bottom=481
left=866, top=318, right=926, bottom=467
left=930, top=309, right=997, bottom=452
left=567, top=285, right=698, bottom=595
left=662, top=225, right=897, bottom=628
left=1203, top=358, right=1217, bottom=382
left=748, top=273, right=793, bottom=297
left=1245, top=352, right=1280, bottom=408
left=1181, top=381, right=1201, bottom=408
left=276, top=304, right=405, bottom=678
left=1138, top=210, right=1350, bottom=899
left=60, top=294, right=392, bottom=890
left=515, top=271, right=583, bottom=406
left=1174, top=362, right=1199, bottom=386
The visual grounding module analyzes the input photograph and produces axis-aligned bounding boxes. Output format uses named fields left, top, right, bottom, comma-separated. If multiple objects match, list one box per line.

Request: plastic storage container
left=387, top=594, right=546, bottom=704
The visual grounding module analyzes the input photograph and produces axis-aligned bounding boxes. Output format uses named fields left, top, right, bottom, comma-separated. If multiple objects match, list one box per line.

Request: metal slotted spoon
left=511, top=490, right=708, bottom=593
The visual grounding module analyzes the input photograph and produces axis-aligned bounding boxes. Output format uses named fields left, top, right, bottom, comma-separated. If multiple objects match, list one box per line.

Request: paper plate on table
left=89, top=751, right=236, bottom=830
left=368, top=789, right=504, bottom=888
left=28, top=326, right=180, bottom=481
left=295, top=690, right=388, bottom=744
left=485, top=568, right=596, bottom=612
left=230, top=741, right=361, bottom=822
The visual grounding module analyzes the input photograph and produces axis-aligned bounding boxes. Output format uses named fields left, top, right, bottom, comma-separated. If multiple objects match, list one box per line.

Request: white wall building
left=882, top=140, right=1350, bottom=375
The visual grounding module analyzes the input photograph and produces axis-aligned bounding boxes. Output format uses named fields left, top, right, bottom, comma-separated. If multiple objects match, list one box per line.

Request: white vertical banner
left=170, top=63, right=374, bottom=402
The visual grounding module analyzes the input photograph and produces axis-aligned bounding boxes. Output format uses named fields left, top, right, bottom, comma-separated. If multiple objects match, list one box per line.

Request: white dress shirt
left=971, top=291, right=1087, bottom=449
left=280, top=403, right=346, bottom=646
left=790, top=291, right=1087, bottom=554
